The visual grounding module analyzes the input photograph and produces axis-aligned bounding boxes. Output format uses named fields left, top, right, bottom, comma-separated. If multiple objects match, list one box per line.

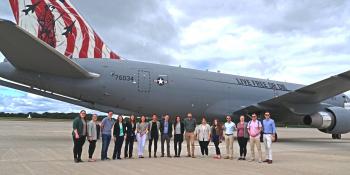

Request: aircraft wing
left=234, top=70, right=350, bottom=115
left=0, top=19, right=98, bottom=79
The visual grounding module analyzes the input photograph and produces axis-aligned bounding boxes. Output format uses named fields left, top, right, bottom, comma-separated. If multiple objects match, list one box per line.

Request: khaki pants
left=250, top=137, right=262, bottom=161
left=185, top=132, right=195, bottom=156
left=224, top=135, right=234, bottom=158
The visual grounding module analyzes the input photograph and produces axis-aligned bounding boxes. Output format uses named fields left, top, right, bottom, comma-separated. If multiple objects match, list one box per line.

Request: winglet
left=0, top=19, right=99, bottom=79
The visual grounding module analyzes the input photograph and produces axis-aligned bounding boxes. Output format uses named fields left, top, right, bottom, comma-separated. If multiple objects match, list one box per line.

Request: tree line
left=0, top=112, right=107, bottom=120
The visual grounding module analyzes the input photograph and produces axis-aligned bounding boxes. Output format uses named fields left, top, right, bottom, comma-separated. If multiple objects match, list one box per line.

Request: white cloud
left=0, top=89, right=103, bottom=114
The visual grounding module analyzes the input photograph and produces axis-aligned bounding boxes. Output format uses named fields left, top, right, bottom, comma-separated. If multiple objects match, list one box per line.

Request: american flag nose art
left=9, top=0, right=120, bottom=59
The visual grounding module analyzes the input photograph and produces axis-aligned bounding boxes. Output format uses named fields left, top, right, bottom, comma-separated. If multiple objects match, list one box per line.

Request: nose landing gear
left=332, top=134, right=341, bottom=139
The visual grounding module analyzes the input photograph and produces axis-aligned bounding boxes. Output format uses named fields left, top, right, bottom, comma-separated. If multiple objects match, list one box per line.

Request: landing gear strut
left=332, top=134, right=341, bottom=139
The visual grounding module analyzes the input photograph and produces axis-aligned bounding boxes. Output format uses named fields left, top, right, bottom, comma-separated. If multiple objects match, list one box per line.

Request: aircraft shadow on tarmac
left=277, top=138, right=350, bottom=145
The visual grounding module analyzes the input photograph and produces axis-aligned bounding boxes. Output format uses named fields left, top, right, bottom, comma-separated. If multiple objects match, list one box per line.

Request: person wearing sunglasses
left=247, top=113, right=263, bottom=163
left=223, top=115, right=236, bottom=160
left=262, top=112, right=276, bottom=164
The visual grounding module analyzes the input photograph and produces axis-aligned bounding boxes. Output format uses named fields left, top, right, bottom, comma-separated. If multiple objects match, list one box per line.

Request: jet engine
left=303, top=107, right=350, bottom=134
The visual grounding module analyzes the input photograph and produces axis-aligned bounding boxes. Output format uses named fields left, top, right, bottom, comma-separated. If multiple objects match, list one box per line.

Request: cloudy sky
left=1, top=0, right=350, bottom=113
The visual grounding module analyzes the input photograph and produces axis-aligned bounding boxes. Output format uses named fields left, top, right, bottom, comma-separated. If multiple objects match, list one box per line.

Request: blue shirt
left=101, top=117, right=114, bottom=135
left=224, top=122, right=236, bottom=135
left=263, top=119, right=276, bottom=134
left=163, top=121, right=169, bottom=134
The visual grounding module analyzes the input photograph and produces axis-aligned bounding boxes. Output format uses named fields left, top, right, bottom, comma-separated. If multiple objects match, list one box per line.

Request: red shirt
left=237, top=122, right=245, bottom=137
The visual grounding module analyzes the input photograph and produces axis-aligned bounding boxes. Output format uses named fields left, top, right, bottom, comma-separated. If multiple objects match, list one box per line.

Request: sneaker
left=249, top=159, right=255, bottom=162
left=242, top=158, right=246, bottom=160
left=268, top=160, right=273, bottom=164
left=106, top=157, right=111, bottom=160
left=263, top=159, right=269, bottom=163
left=224, top=156, right=230, bottom=159
left=74, top=158, right=79, bottom=163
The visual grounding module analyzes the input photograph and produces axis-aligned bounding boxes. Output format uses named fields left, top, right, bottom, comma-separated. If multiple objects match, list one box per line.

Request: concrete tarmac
left=0, top=120, right=349, bottom=175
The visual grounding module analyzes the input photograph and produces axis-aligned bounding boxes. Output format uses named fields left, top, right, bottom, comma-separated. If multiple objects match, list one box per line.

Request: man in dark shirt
left=184, top=113, right=196, bottom=158
left=160, top=115, right=173, bottom=157
left=148, top=114, right=160, bottom=158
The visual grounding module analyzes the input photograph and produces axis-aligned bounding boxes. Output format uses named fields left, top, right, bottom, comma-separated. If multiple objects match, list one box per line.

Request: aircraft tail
left=8, top=0, right=120, bottom=59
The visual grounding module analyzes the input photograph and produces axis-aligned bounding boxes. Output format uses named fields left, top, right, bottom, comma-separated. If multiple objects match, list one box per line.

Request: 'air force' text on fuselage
left=235, top=78, right=289, bottom=92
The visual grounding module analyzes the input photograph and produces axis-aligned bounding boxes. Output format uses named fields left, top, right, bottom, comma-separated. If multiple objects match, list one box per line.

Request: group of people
left=72, top=110, right=276, bottom=164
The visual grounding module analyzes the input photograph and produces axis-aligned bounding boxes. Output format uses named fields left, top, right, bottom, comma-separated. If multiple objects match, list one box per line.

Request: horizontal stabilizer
left=0, top=19, right=98, bottom=79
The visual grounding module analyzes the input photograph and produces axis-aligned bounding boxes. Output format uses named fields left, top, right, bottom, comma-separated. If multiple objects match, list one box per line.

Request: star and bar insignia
left=154, top=77, right=168, bottom=86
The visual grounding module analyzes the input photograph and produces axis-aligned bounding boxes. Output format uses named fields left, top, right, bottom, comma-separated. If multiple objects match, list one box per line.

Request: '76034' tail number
left=111, top=72, right=135, bottom=82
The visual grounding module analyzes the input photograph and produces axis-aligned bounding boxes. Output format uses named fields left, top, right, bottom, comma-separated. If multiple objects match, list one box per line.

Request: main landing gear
left=332, top=134, right=342, bottom=139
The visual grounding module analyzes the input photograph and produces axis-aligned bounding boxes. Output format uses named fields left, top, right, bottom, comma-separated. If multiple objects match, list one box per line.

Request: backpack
left=248, top=120, right=262, bottom=129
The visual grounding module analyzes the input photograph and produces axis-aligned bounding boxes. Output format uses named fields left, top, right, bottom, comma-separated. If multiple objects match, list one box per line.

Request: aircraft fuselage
left=0, top=59, right=345, bottom=123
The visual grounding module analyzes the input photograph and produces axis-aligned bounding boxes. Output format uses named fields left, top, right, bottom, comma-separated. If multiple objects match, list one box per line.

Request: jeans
left=212, top=135, right=221, bottom=155
left=161, top=134, right=171, bottom=156
left=88, top=140, right=97, bottom=159
left=124, top=136, right=135, bottom=158
left=174, top=134, right=183, bottom=156
left=137, top=133, right=147, bottom=156
left=199, top=141, right=209, bottom=156
left=113, top=136, right=124, bottom=159
left=101, top=134, right=111, bottom=160
left=237, top=137, right=249, bottom=157
left=73, top=136, right=86, bottom=160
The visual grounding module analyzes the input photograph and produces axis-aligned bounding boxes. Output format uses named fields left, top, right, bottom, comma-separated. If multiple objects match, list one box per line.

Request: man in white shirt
left=223, top=116, right=236, bottom=160
left=247, top=113, right=263, bottom=163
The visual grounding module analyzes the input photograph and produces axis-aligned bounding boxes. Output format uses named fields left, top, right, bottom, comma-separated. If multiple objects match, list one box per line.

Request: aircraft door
left=138, top=70, right=151, bottom=93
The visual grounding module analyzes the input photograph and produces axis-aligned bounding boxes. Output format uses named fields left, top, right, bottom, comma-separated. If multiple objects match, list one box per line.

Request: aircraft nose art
left=8, top=0, right=120, bottom=59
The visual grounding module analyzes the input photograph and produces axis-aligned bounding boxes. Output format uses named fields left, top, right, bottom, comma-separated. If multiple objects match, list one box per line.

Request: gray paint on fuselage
left=0, top=59, right=345, bottom=123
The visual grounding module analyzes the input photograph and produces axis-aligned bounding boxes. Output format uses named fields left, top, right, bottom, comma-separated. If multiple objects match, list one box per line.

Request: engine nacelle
left=303, top=107, right=350, bottom=134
